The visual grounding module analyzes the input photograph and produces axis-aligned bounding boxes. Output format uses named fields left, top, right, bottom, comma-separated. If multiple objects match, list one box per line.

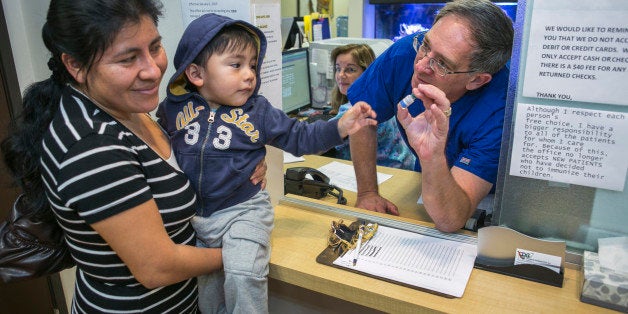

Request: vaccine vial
left=398, top=94, right=416, bottom=109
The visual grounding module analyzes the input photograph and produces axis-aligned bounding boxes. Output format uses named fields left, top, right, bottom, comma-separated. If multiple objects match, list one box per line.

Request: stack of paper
left=333, top=225, right=477, bottom=298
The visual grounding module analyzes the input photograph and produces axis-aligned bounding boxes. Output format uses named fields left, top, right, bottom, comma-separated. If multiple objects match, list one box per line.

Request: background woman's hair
left=0, top=0, right=163, bottom=219
left=329, top=44, right=376, bottom=113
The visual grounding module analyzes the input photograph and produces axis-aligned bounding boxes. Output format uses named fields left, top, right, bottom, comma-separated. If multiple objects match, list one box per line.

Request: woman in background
left=329, top=44, right=416, bottom=170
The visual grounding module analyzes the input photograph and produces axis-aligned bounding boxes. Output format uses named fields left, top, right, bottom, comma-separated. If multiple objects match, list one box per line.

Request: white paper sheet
left=179, top=0, right=250, bottom=27
left=522, top=0, right=628, bottom=106
left=317, top=161, right=392, bottom=193
left=283, top=152, right=305, bottom=163
left=333, top=225, right=477, bottom=298
left=509, top=103, right=627, bottom=191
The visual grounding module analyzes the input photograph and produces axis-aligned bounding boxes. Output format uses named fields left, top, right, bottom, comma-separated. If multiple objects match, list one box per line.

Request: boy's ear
left=466, top=72, right=492, bottom=91
left=185, top=63, right=204, bottom=88
left=61, top=53, right=85, bottom=83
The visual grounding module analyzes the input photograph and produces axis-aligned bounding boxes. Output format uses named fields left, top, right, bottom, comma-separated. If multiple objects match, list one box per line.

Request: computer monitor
left=281, top=48, right=311, bottom=114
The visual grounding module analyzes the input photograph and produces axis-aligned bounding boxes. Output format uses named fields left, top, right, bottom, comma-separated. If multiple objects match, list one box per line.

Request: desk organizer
left=475, top=226, right=565, bottom=287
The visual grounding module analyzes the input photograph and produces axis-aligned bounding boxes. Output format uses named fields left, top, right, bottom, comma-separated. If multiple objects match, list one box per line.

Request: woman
left=0, top=0, right=262, bottom=312
left=330, top=44, right=416, bottom=170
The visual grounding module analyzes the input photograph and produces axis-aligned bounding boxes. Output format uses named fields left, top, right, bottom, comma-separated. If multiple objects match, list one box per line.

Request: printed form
left=333, top=225, right=477, bottom=298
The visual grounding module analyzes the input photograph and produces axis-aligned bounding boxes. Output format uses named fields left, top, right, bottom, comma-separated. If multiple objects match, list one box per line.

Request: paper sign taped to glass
left=317, top=220, right=477, bottom=298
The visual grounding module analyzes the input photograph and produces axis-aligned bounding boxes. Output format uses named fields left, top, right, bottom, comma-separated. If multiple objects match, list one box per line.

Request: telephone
left=284, top=167, right=347, bottom=205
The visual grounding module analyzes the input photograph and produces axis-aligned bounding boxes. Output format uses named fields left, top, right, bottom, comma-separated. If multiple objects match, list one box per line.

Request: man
left=347, top=0, right=514, bottom=232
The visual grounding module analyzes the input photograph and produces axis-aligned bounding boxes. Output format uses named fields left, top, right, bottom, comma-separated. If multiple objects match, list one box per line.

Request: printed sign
left=522, top=0, right=628, bottom=106
left=510, top=103, right=628, bottom=191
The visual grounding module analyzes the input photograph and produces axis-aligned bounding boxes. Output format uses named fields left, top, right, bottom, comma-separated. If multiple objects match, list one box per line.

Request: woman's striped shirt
left=40, top=87, right=199, bottom=313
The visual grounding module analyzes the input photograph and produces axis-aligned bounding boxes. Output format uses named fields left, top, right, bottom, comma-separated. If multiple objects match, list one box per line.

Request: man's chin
left=412, top=75, right=427, bottom=88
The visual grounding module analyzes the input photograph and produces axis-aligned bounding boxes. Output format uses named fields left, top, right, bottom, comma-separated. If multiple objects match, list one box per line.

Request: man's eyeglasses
left=412, top=35, right=476, bottom=77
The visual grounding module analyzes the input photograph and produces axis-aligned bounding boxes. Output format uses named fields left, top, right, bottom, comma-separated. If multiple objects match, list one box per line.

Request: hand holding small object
left=398, top=94, right=417, bottom=110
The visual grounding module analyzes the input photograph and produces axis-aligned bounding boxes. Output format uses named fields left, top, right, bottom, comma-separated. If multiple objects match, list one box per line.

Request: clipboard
left=315, top=239, right=455, bottom=298
left=315, top=220, right=477, bottom=298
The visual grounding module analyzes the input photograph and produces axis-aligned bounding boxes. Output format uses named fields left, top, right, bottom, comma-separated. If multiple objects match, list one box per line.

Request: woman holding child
left=3, top=0, right=239, bottom=312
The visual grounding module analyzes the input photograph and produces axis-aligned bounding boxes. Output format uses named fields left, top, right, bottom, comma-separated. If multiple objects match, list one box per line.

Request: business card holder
left=474, top=226, right=565, bottom=287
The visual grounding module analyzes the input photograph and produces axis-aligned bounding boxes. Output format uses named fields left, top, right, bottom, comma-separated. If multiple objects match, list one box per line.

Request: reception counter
left=269, top=155, right=614, bottom=313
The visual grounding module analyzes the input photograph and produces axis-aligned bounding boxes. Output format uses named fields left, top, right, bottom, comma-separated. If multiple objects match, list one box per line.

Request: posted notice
left=510, top=103, right=627, bottom=191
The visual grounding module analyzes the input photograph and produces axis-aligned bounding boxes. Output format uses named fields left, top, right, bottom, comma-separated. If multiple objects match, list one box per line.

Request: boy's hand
left=337, top=101, right=377, bottom=138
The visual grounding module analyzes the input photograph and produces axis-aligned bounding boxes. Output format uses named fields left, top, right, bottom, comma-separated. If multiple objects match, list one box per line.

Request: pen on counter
left=353, top=224, right=365, bottom=266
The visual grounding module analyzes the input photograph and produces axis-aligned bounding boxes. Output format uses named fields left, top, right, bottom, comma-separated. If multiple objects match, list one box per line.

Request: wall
left=1, top=0, right=48, bottom=91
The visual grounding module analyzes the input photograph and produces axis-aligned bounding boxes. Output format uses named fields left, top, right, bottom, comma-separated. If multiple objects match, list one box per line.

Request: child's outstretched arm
left=337, top=101, right=378, bottom=138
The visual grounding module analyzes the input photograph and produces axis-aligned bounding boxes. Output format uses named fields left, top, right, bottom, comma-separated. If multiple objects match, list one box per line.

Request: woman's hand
left=337, top=101, right=377, bottom=138
left=250, top=158, right=267, bottom=189
left=397, top=84, right=451, bottom=162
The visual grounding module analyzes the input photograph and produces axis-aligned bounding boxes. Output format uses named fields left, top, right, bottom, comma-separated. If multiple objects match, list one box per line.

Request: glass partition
left=282, top=1, right=521, bottom=235
left=494, top=0, right=628, bottom=262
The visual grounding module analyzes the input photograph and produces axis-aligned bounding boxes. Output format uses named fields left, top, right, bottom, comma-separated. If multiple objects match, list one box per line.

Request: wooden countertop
left=269, top=199, right=612, bottom=313
left=273, top=155, right=613, bottom=313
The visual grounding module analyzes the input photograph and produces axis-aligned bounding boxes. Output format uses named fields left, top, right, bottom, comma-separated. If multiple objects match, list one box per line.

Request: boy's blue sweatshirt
left=157, top=14, right=342, bottom=216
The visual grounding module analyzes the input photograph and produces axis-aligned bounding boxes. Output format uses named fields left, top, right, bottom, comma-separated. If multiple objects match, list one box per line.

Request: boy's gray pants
left=192, top=190, right=273, bottom=314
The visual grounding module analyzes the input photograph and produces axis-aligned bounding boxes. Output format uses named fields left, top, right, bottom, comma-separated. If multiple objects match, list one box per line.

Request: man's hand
left=355, top=191, right=399, bottom=216
left=397, top=84, right=450, bottom=163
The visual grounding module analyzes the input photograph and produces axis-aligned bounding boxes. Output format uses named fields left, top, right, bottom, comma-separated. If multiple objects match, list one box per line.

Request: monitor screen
left=282, top=48, right=311, bottom=114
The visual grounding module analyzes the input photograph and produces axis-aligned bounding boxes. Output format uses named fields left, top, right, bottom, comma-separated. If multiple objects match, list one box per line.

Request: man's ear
left=61, top=53, right=85, bottom=83
left=466, top=72, right=492, bottom=91
left=184, top=64, right=204, bottom=88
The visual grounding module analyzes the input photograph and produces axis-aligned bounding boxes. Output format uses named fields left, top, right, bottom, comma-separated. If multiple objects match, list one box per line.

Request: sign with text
left=253, top=3, right=282, bottom=109
left=522, top=0, right=628, bottom=106
left=180, top=0, right=250, bottom=27
left=509, top=103, right=627, bottom=191
left=178, top=1, right=282, bottom=109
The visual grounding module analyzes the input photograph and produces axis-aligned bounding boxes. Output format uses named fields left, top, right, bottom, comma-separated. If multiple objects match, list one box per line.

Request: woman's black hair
left=0, top=0, right=163, bottom=219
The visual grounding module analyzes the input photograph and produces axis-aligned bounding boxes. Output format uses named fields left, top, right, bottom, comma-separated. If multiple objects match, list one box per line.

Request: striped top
left=40, top=87, right=199, bottom=313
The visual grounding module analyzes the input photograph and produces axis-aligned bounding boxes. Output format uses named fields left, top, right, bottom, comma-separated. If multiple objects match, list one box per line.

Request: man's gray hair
left=435, top=0, right=514, bottom=74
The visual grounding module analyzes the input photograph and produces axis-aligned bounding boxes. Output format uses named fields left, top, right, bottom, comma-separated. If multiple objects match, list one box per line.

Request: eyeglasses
left=412, top=35, right=476, bottom=77
left=334, top=65, right=361, bottom=75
